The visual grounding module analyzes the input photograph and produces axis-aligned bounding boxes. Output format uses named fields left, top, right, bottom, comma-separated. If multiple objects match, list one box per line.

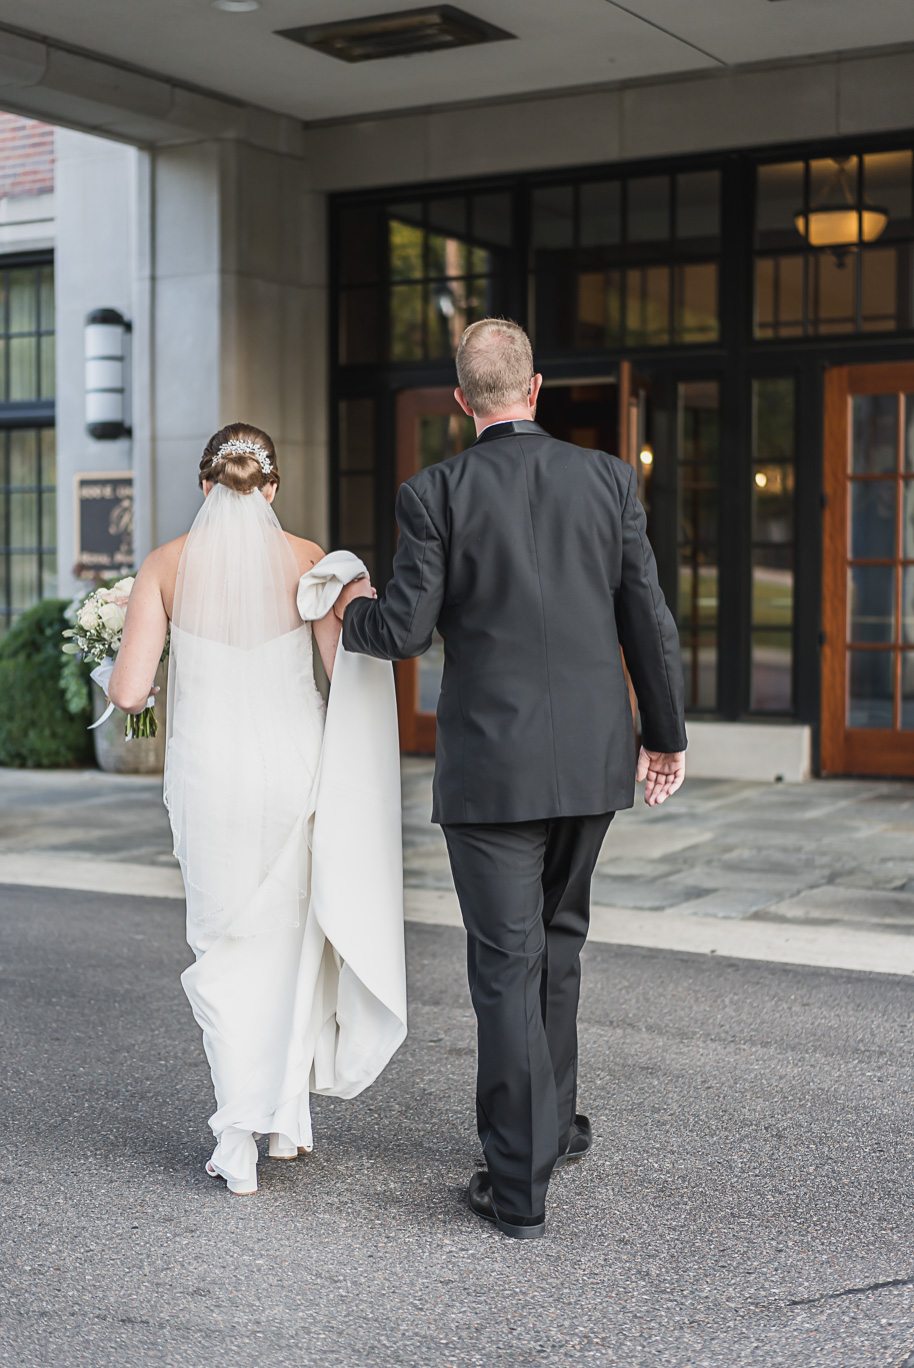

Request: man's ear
left=528, top=374, right=543, bottom=409
left=455, top=387, right=474, bottom=417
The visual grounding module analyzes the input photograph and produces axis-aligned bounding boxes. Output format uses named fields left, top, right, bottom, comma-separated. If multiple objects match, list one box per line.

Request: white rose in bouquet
left=99, top=601, right=127, bottom=634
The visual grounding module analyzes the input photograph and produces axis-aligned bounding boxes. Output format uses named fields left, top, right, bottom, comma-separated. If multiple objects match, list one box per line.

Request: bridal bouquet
left=62, top=577, right=164, bottom=740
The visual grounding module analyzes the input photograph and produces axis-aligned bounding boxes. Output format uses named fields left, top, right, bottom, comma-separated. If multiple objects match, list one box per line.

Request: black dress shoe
left=553, top=1114, right=593, bottom=1172
left=467, top=1171, right=545, bottom=1241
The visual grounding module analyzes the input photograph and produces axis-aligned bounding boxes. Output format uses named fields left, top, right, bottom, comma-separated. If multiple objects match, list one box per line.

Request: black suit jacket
left=343, top=420, right=687, bottom=825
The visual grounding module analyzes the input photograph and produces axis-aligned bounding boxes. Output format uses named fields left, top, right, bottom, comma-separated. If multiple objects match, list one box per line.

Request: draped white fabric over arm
left=297, top=551, right=407, bottom=1098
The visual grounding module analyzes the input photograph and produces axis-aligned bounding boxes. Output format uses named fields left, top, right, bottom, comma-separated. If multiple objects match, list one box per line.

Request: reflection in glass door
left=394, top=388, right=476, bottom=753
left=821, top=363, right=914, bottom=775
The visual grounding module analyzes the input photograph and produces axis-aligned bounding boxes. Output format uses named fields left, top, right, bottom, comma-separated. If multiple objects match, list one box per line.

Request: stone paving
left=2, top=761, right=914, bottom=937
left=402, top=761, right=914, bottom=935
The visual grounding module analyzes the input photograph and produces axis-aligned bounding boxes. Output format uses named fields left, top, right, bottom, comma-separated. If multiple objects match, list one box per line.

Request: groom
left=338, top=318, right=687, bottom=1240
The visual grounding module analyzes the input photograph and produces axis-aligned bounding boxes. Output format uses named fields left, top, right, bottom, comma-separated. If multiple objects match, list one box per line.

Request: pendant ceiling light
left=794, top=156, right=888, bottom=251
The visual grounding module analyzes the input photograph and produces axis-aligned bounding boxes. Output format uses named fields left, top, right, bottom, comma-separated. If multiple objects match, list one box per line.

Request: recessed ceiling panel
left=0, top=0, right=910, bottom=123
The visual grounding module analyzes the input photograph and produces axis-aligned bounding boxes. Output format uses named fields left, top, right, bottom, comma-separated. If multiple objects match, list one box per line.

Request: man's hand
left=333, top=576, right=377, bottom=622
left=636, top=747, right=685, bottom=807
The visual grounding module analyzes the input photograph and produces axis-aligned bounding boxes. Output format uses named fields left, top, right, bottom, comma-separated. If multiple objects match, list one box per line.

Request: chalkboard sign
left=74, top=473, right=135, bottom=576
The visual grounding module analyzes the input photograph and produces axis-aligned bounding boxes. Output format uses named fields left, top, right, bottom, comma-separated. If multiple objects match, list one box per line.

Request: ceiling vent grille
left=275, top=6, right=515, bottom=62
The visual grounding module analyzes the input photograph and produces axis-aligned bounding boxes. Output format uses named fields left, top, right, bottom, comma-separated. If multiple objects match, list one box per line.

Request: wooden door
left=821, top=362, right=914, bottom=776
left=394, top=388, right=475, bottom=753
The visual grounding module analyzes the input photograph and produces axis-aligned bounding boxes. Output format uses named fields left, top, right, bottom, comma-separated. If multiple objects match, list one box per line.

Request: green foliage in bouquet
left=0, top=599, right=94, bottom=768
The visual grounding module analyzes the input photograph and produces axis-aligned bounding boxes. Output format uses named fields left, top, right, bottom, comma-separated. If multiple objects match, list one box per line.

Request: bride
left=107, top=423, right=406, bottom=1195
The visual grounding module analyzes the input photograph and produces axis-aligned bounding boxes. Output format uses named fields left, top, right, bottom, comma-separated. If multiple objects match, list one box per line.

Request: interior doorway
left=821, top=361, right=914, bottom=776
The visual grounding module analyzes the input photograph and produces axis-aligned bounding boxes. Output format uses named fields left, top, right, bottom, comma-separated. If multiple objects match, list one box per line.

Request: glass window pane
left=579, top=181, right=621, bottom=248
left=390, top=283, right=424, bottom=361
left=389, top=213, right=424, bottom=281
left=811, top=251, right=855, bottom=334
left=427, top=197, right=467, bottom=242
left=10, top=429, right=37, bottom=487
left=676, top=170, right=720, bottom=242
left=429, top=203, right=470, bottom=279
left=852, top=394, right=898, bottom=475
left=756, top=162, right=805, bottom=246
left=339, top=475, right=375, bottom=546
left=678, top=559, right=719, bottom=626
left=10, top=552, right=36, bottom=609
left=471, top=193, right=512, bottom=249
left=39, top=334, right=55, bottom=400
left=810, top=155, right=858, bottom=214
left=0, top=489, right=6, bottom=548
left=751, top=630, right=792, bottom=712
left=39, top=264, right=54, bottom=332
left=679, top=480, right=718, bottom=547
left=8, top=268, right=36, bottom=334
left=418, top=413, right=475, bottom=469
left=40, top=427, right=56, bottom=487
left=754, top=257, right=775, bottom=338
left=903, top=479, right=914, bottom=560
left=849, top=565, right=895, bottom=644
left=903, top=566, right=914, bottom=646
left=339, top=206, right=384, bottom=285
left=0, top=338, right=6, bottom=403
left=851, top=481, right=896, bottom=560
left=533, top=270, right=576, bottom=351
left=338, top=288, right=381, bottom=366
left=679, top=631, right=717, bottom=711
left=41, top=487, right=55, bottom=550
left=41, top=553, right=56, bottom=599
left=426, top=280, right=463, bottom=359
left=626, top=266, right=670, bottom=345
left=339, top=398, right=374, bottom=473
left=863, top=151, right=913, bottom=234
left=9, top=336, right=37, bottom=400
left=861, top=248, right=899, bottom=332
left=753, top=547, right=793, bottom=628
left=532, top=186, right=574, bottom=251
left=675, top=262, right=718, bottom=343
left=9, top=491, right=37, bottom=548
left=753, top=378, right=795, bottom=461
left=627, top=176, right=670, bottom=243
left=576, top=270, right=622, bottom=349
left=901, top=652, right=914, bottom=729
left=848, top=649, right=894, bottom=729
left=755, top=255, right=805, bottom=338
left=752, top=463, right=795, bottom=542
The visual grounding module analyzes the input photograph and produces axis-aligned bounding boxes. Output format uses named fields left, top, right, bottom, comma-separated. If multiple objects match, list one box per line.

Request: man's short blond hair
left=455, top=318, right=534, bottom=418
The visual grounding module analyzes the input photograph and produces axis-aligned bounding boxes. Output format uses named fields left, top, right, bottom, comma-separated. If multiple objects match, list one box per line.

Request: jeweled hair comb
left=214, top=438, right=273, bottom=474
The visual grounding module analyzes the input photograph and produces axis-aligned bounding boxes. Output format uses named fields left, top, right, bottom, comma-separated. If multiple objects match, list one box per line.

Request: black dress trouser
left=442, top=812, right=614, bottom=1221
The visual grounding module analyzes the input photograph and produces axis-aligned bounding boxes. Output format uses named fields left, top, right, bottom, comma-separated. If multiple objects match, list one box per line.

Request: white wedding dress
left=164, top=484, right=406, bottom=1194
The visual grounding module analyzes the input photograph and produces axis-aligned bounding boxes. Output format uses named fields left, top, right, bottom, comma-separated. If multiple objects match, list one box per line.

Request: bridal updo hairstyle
left=199, top=422, right=280, bottom=495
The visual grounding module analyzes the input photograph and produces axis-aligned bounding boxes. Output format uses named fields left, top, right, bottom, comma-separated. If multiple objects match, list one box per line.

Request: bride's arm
left=108, top=553, right=169, bottom=713
left=312, top=611, right=341, bottom=682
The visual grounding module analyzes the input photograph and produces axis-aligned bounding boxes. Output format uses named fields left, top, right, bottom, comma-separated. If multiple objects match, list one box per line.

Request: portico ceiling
left=0, top=0, right=912, bottom=126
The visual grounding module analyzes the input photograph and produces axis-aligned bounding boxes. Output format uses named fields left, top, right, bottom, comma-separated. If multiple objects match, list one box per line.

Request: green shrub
left=0, top=599, right=94, bottom=768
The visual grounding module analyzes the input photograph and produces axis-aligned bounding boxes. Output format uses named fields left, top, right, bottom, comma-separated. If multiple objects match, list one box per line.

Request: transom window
left=755, top=150, right=914, bottom=339
left=532, top=170, right=721, bottom=352
left=337, top=193, right=512, bottom=365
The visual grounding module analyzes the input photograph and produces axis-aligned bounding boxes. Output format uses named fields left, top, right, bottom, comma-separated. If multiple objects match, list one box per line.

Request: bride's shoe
left=269, top=1132, right=309, bottom=1159
left=206, top=1159, right=257, bottom=1195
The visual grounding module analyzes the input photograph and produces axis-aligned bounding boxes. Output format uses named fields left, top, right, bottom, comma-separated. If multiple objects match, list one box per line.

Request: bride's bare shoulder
left=284, top=532, right=325, bottom=574
left=142, top=534, right=187, bottom=577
